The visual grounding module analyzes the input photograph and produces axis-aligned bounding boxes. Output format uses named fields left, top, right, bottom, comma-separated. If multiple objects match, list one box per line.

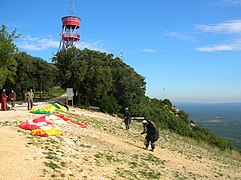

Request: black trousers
left=124, top=118, right=131, bottom=130
left=27, top=99, right=33, bottom=110
left=145, top=132, right=159, bottom=149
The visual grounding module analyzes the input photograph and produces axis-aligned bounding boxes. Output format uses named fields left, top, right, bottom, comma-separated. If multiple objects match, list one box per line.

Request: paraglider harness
left=141, top=120, right=159, bottom=151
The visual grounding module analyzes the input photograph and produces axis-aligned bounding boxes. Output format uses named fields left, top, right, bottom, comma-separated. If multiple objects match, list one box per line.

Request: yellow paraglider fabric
left=31, top=128, right=62, bottom=137
left=30, top=103, right=69, bottom=114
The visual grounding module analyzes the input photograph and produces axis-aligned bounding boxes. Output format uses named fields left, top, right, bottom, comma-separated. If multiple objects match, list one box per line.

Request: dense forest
left=0, top=24, right=236, bottom=151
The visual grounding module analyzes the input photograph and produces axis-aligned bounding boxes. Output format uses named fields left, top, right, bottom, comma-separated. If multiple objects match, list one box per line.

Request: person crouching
left=140, top=119, right=159, bottom=151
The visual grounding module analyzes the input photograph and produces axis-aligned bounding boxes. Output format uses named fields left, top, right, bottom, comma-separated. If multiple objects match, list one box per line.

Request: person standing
left=9, top=90, right=16, bottom=108
left=1, top=89, right=7, bottom=111
left=25, top=88, right=34, bottom=110
left=124, top=107, right=131, bottom=130
left=140, top=119, right=159, bottom=151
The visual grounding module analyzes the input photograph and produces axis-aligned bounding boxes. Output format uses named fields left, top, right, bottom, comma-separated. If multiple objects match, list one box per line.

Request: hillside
left=0, top=105, right=241, bottom=180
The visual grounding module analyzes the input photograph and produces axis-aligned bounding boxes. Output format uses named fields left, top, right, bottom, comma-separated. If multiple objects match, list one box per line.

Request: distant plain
left=176, top=102, right=241, bottom=150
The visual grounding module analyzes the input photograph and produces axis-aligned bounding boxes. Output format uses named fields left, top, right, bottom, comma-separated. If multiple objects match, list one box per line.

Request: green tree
left=15, top=52, right=37, bottom=98
left=111, top=59, right=146, bottom=109
left=77, top=49, right=113, bottom=106
left=177, top=110, right=190, bottom=124
left=80, top=58, right=112, bottom=106
left=32, top=57, right=57, bottom=95
left=98, top=94, right=120, bottom=114
left=53, top=48, right=146, bottom=111
left=0, top=24, right=20, bottom=89
left=53, top=47, right=87, bottom=104
left=163, top=99, right=172, bottom=108
left=69, top=60, right=87, bottom=104
left=15, top=52, right=57, bottom=99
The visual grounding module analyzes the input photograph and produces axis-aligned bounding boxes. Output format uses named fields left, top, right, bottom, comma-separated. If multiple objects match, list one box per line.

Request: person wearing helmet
left=141, top=119, right=159, bottom=151
left=124, top=107, right=131, bottom=130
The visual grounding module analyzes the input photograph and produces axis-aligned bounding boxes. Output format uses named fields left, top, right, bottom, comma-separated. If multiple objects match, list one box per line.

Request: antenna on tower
left=163, top=88, right=166, bottom=99
left=120, top=48, right=123, bottom=61
left=69, top=0, right=74, bottom=15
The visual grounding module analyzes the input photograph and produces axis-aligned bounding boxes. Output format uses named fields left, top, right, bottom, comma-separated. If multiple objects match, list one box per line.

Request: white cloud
left=224, top=0, right=241, bottom=6
left=196, top=45, right=235, bottom=52
left=17, top=36, right=59, bottom=51
left=76, top=40, right=110, bottom=53
left=164, top=31, right=196, bottom=41
left=17, top=36, right=109, bottom=53
left=194, top=20, right=241, bottom=52
left=194, top=20, right=241, bottom=34
left=139, top=49, right=158, bottom=53
left=196, top=39, right=241, bottom=52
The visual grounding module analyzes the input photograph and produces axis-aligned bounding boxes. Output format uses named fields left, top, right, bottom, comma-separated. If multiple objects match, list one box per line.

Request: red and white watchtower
left=59, top=0, right=81, bottom=50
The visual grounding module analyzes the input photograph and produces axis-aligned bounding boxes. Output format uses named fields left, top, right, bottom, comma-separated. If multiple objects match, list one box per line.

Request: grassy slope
left=17, top=107, right=241, bottom=180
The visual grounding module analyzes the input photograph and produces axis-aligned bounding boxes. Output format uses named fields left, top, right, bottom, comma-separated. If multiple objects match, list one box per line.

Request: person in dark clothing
left=9, top=90, right=16, bottom=107
left=124, top=107, right=131, bottom=130
left=140, top=119, right=159, bottom=151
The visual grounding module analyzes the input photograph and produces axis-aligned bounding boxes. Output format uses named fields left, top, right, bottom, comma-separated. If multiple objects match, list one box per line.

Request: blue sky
left=1, top=0, right=241, bottom=103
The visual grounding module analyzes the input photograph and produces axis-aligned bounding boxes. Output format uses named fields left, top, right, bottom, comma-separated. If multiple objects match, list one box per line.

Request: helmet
left=142, top=120, right=148, bottom=124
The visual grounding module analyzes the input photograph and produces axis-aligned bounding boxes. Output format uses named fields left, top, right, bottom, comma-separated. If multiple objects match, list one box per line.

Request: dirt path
left=0, top=111, right=44, bottom=180
left=0, top=105, right=240, bottom=180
